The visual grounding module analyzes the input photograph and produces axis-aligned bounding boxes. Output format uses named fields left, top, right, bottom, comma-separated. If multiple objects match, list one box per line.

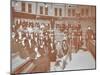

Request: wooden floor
left=12, top=55, right=50, bottom=74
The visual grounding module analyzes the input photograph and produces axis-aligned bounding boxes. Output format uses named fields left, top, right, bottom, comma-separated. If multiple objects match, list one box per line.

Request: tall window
left=72, top=9, right=75, bottom=16
left=40, top=6, right=43, bottom=14
left=28, top=4, right=32, bottom=13
left=68, top=9, right=71, bottom=16
left=86, top=8, right=89, bottom=16
left=59, top=8, right=62, bottom=16
left=81, top=8, right=84, bottom=16
left=45, top=7, right=48, bottom=15
left=22, top=2, right=25, bottom=12
left=55, top=8, right=57, bottom=16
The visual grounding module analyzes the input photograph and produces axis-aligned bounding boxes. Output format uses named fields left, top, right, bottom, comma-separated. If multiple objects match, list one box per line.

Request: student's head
left=88, top=26, right=91, bottom=30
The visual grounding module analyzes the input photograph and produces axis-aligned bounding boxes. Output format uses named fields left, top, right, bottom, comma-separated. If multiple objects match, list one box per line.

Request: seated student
left=34, top=33, right=39, bottom=46
left=54, top=60, right=64, bottom=71
left=49, top=41, right=57, bottom=62
left=76, top=29, right=83, bottom=51
left=62, top=40, right=69, bottom=55
left=38, top=40, right=45, bottom=56
left=85, top=26, right=96, bottom=59
left=86, top=26, right=94, bottom=41
left=56, top=41, right=64, bottom=58
left=17, top=37, right=29, bottom=59
left=12, top=32, right=21, bottom=51
left=32, top=45, right=50, bottom=73
left=11, top=34, right=19, bottom=54
left=12, top=24, right=15, bottom=32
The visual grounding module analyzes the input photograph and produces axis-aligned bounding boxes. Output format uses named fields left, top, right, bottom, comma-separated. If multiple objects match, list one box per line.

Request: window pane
left=45, top=7, right=48, bottom=15
left=28, top=4, right=32, bottom=13
left=72, top=9, right=75, bottom=16
left=68, top=9, right=71, bottom=16
left=81, top=8, right=84, bottom=16
left=55, top=8, right=57, bottom=16
left=86, top=8, right=89, bottom=16
left=40, top=6, right=43, bottom=14
left=22, top=2, right=25, bottom=12
left=59, top=8, right=62, bottom=16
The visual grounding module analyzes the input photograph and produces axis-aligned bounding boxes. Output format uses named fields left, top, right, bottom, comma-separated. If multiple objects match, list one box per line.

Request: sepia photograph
left=11, top=0, right=96, bottom=74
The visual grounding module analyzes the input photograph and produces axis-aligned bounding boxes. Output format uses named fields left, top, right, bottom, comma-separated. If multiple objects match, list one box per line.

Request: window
left=28, top=4, right=32, bottom=13
left=68, top=9, right=71, bottom=16
left=40, top=6, right=43, bottom=14
left=72, top=9, right=75, bottom=16
left=81, top=8, right=84, bottom=16
left=55, top=8, right=57, bottom=16
left=86, top=8, right=89, bottom=16
left=45, top=7, right=48, bottom=15
left=22, top=2, right=25, bottom=12
left=59, top=8, right=62, bottom=16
